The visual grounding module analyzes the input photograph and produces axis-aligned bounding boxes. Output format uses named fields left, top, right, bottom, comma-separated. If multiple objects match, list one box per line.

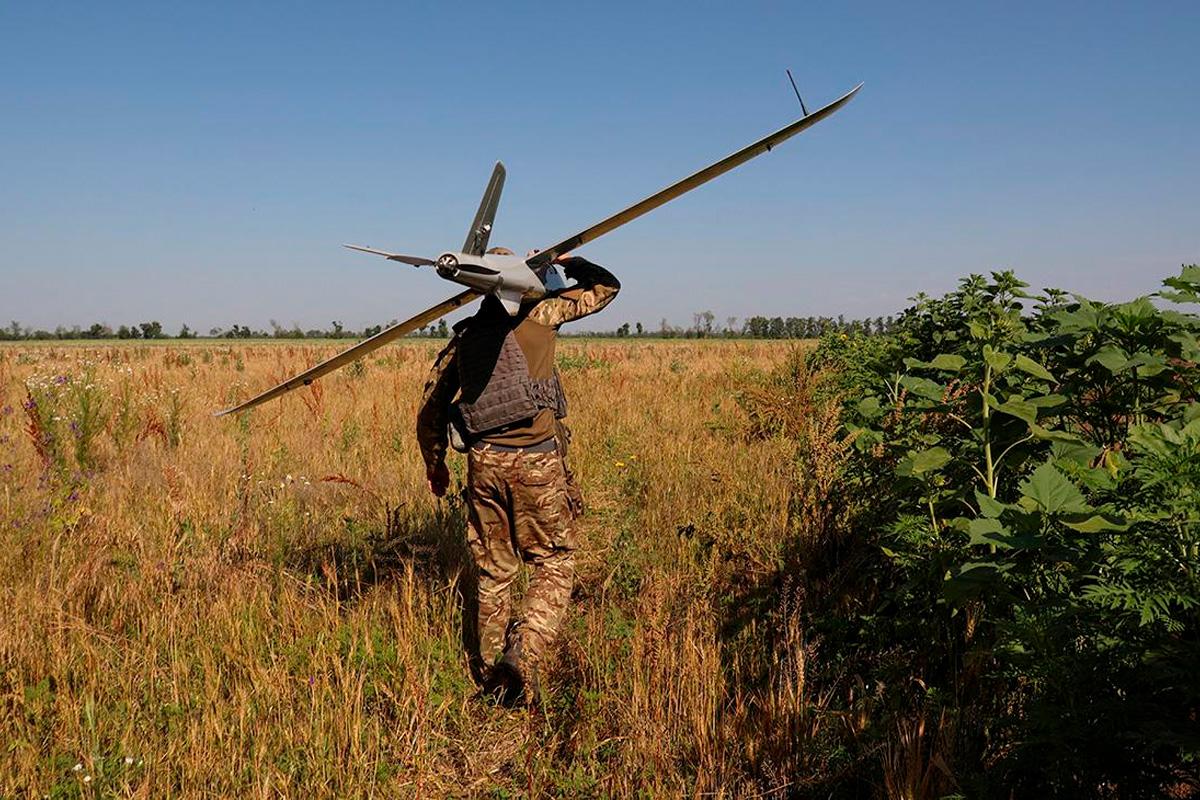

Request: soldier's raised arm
left=527, top=256, right=620, bottom=328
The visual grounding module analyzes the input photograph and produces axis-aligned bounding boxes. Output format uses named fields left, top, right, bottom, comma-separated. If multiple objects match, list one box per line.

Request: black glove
left=558, top=257, right=585, bottom=282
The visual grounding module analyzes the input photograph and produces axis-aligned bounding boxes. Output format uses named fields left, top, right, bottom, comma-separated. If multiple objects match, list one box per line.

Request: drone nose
left=436, top=253, right=459, bottom=278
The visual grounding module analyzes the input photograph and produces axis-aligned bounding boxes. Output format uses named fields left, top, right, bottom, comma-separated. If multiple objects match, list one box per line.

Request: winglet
left=786, top=69, right=809, bottom=116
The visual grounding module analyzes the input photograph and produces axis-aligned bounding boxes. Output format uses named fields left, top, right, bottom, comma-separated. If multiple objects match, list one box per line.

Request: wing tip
left=841, top=82, right=865, bottom=102
left=344, top=243, right=389, bottom=256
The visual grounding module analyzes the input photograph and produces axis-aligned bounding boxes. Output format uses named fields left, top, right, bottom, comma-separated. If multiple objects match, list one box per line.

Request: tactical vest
left=454, top=311, right=567, bottom=437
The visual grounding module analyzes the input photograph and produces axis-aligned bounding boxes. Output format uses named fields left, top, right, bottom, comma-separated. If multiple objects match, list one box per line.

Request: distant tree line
left=3, top=312, right=894, bottom=341
left=0, top=319, right=452, bottom=341
left=561, top=311, right=898, bottom=339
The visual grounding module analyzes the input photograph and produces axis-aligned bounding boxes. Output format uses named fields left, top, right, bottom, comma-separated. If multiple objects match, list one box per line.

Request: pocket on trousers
left=518, top=457, right=563, bottom=489
left=514, top=456, right=575, bottom=552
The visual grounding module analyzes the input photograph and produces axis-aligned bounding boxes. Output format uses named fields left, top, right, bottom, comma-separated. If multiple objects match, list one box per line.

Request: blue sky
left=2, top=1, right=1197, bottom=333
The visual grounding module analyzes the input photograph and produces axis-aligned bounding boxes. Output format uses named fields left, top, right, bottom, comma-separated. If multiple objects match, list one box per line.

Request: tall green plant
left=793, top=266, right=1200, bottom=796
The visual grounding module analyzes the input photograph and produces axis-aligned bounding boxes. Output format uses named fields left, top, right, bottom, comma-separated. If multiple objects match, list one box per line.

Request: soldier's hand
left=556, top=254, right=586, bottom=281
left=427, top=462, right=450, bottom=497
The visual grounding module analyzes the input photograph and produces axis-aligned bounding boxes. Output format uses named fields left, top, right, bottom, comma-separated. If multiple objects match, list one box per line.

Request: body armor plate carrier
left=454, top=315, right=567, bottom=438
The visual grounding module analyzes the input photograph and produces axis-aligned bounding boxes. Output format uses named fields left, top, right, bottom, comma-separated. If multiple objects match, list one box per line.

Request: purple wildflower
left=1, top=405, right=11, bottom=416
left=54, top=375, right=69, bottom=385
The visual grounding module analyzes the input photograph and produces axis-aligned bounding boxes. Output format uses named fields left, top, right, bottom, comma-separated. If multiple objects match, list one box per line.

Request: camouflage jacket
left=416, top=258, right=620, bottom=472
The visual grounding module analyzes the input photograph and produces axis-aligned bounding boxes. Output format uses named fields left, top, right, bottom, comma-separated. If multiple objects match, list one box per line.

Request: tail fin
left=463, top=162, right=505, bottom=256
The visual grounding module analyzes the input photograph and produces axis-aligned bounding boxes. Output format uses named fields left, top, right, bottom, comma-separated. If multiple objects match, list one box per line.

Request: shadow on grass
left=286, top=494, right=488, bottom=682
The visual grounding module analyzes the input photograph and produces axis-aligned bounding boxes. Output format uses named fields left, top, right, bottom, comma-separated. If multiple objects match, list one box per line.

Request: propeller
left=453, top=263, right=500, bottom=276
left=435, top=253, right=501, bottom=278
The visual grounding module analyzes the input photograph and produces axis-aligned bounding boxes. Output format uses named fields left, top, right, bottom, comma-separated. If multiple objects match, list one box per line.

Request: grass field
left=1, top=339, right=819, bottom=797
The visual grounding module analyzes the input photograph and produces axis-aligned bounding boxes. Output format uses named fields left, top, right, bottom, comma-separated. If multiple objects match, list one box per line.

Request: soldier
left=416, top=248, right=620, bottom=706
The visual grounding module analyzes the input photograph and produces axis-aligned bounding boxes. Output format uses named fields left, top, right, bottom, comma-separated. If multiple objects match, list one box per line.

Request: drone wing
left=214, top=289, right=480, bottom=416
left=342, top=245, right=436, bottom=267
left=527, top=82, right=862, bottom=267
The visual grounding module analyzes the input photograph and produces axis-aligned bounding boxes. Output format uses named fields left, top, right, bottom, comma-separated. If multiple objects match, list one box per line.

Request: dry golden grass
left=0, top=339, right=833, bottom=798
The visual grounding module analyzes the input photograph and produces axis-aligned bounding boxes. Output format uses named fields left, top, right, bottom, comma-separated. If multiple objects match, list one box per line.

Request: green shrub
left=775, top=266, right=1200, bottom=796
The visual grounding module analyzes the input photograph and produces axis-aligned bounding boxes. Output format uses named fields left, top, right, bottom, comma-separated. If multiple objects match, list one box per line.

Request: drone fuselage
left=434, top=251, right=545, bottom=314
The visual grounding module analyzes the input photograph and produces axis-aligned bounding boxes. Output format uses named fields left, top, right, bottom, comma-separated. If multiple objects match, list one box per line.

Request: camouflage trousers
left=465, top=445, right=577, bottom=672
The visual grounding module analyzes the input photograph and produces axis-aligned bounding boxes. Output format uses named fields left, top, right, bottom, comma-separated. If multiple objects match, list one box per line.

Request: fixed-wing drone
left=216, top=80, right=862, bottom=416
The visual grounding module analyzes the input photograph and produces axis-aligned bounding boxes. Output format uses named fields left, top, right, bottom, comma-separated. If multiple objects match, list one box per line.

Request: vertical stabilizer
left=463, top=162, right=506, bottom=256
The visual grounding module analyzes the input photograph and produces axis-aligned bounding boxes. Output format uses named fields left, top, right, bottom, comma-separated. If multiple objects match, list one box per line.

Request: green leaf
left=996, top=398, right=1038, bottom=425
left=1019, top=462, right=1089, bottom=515
left=968, top=517, right=1012, bottom=549
left=1124, top=352, right=1168, bottom=377
left=1050, top=439, right=1102, bottom=466
left=975, top=491, right=1007, bottom=518
left=1062, top=514, right=1129, bottom=533
left=1028, top=394, right=1067, bottom=408
left=855, top=396, right=884, bottom=420
left=928, top=353, right=966, bottom=372
left=983, top=345, right=1012, bottom=374
left=1088, top=346, right=1129, bottom=373
left=899, top=375, right=946, bottom=402
left=1013, top=354, right=1055, bottom=382
left=909, top=447, right=952, bottom=475
left=944, top=560, right=1008, bottom=603
left=1052, top=305, right=1102, bottom=333
left=850, top=427, right=884, bottom=452
left=1030, top=424, right=1086, bottom=445
left=1162, top=264, right=1200, bottom=295
left=945, top=516, right=971, bottom=533
left=1168, top=332, right=1200, bottom=361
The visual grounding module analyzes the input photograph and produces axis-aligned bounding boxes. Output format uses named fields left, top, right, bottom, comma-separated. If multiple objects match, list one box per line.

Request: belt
left=471, top=437, right=558, bottom=454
